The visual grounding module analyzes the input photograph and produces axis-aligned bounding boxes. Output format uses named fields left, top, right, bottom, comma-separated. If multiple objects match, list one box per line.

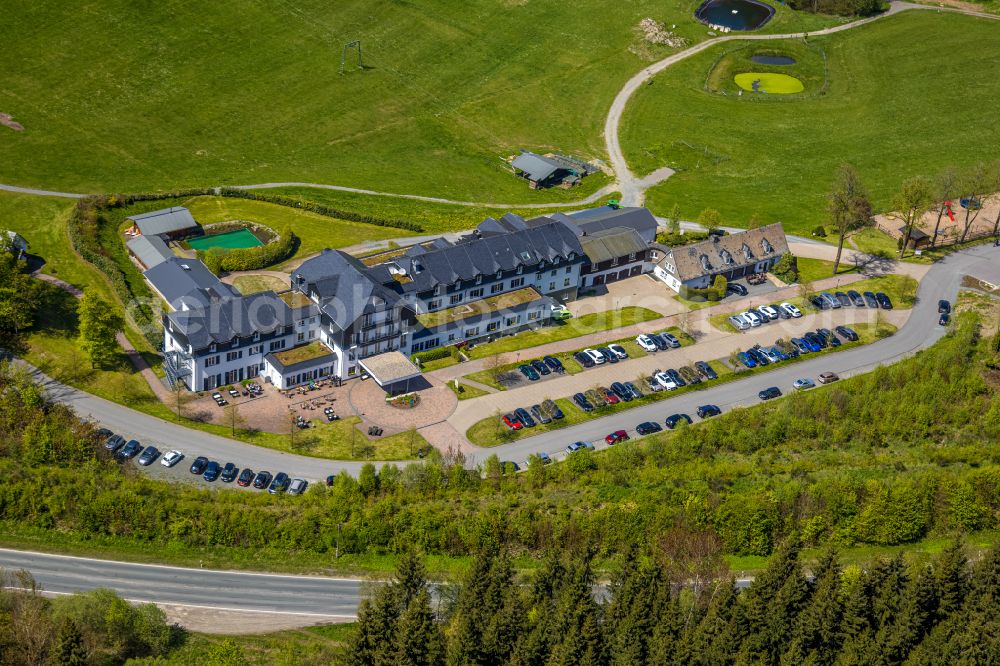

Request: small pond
left=695, top=0, right=774, bottom=31
left=751, top=54, right=796, bottom=65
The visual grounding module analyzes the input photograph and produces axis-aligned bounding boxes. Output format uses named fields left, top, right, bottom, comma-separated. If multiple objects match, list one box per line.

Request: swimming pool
left=187, top=228, right=263, bottom=251
left=695, top=0, right=775, bottom=31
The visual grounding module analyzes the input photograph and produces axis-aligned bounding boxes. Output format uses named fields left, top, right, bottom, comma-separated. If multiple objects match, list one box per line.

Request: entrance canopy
left=359, top=351, right=422, bottom=389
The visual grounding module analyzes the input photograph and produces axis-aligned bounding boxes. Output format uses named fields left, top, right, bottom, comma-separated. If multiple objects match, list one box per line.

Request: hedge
left=218, top=188, right=424, bottom=232
left=217, top=227, right=298, bottom=272
left=412, top=347, right=454, bottom=364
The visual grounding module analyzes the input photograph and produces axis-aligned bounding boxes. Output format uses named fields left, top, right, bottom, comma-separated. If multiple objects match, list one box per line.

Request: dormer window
left=567, top=252, right=575, bottom=261
left=209, top=343, right=216, bottom=353
left=741, top=243, right=754, bottom=261
left=475, top=274, right=482, bottom=285
left=761, top=238, right=774, bottom=254
left=232, top=338, right=239, bottom=348
left=517, top=266, right=523, bottom=275
left=496, top=270, right=502, bottom=280
left=434, top=284, right=442, bottom=296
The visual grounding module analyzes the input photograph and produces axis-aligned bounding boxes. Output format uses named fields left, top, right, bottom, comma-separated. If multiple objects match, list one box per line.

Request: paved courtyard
left=567, top=274, right=686, bottom=318
left=183, top=380, right=356, bottom=433
left=349, top=376, right=458, bottom=435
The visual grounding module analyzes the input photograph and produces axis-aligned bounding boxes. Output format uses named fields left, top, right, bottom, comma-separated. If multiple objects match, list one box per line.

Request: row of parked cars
left=729, top=301, right=802, bottom=330
left=98, top=429, right=307, bottom=495
left=517, top=331, right=683, bottom=383
left=735, top=325, right=859, bottom=369
left=811, top=289, right=893, bottom=311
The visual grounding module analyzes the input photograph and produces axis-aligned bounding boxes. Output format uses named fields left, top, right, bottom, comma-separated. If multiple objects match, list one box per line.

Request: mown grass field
left=624, top=11, right=1000, bottom=235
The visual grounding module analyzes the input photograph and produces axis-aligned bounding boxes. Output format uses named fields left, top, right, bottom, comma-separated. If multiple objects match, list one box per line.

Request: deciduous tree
left=828, top=165, right=873, bottom=275
left=889, top=175, right=934, bottom=258
left=77, top=293, right=123, bottom=369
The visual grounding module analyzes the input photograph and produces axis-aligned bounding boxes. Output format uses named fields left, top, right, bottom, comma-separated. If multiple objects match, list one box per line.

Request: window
left=628, top=252, right=637, bottom=262
left=428, top=299, right=441, bottom=310
left=205, top=355, right=220, bottom=367
left=505, top=316, right=519, bottom=326
left=308, top=330, right=317, bottom=340
left=510, top=277, right=525, bottom=289
left=469, top=288, right=484, bottom=299
left=434, top=284, right=442, bottom=296
left=550, top=269, right=556, bottom=277
left=487, top=321, right=499, bottom=332
left=465, top=327, right=480, bottom=337
left=516, top=266, right=523, bottom=275
left=475, top=274, right=482, bottom=285
left=253, top=331, right=260, bottom=342
left=548, top=282, right=555, bottom=291
left=297, top=332, right=305, bottom=342
left=231, top=339, right=239, bottom=348
left=563, top=278, right=571, bottom=287
left=448, top=333, right=456, bottom=342
left=528, top=311, right=539, bottom=321
left=490, top=282, right=504, bottom=294
left=496, top=270, right=502, bottom=280
left=449, top=294, right=462, bottom=305
left=568, top=252, right=575, bottom=260
left=209, top=343, right=217, bottom=353
left=226, top=350, right=243, bottom=362
left=565, top=266, right=572, bottom=274
left=269, top=340, right=286, bottom=352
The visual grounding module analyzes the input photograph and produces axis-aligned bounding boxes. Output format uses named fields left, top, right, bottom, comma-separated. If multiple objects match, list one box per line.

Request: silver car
left=288, top=478, right=308, bottom=495
left=160, top=450, right=184, bottom=467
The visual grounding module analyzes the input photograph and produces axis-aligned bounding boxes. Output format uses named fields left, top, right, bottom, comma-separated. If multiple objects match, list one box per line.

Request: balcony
left=164, top=350, right=192, bottom=389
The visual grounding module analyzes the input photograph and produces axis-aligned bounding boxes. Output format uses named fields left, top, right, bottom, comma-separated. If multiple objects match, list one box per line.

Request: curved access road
left=0, top=548, right=361, bottom=620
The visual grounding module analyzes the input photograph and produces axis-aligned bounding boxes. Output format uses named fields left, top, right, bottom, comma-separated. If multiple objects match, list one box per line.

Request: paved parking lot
left=566, top=274, right=687, bottom=318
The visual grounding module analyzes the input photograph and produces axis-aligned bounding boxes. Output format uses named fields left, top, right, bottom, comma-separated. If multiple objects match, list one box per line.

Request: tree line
left=347, top=539, right=999, bottom=665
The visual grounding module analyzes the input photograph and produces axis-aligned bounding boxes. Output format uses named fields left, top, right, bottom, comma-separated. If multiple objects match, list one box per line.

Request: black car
left=758, top=386, right=782, bottom=400
left=324, top=474, right=335, bottom=487
left=697, top=404, right=721, bottom=419
left=543, top=356, right=564, bottom=373
left=541, top=399, right=564, bottom=420
left=189, top=456, right=209, bottom=475
left=939, top=313, right=950, bottom=326
left=695, top=361, right=718, bottom=380
left=203, top=461, right=221, bottom=482
left=94, top=427, right=114, bottom=441
left=103, top=434, right=126, bottom=453
left=810, top=295, right=829, bottom=311
left=574, top=351, right=595, bottom=368
left=835, top=325, right=859, bottom=342
left=530, top=359, right=551, bottom=376
left=876, top=292, right=893, bottom=309
left=515, top=407, right=536, bottom=428
left=610, top=382, right=632, bottom=402
left=863, top=291, right=879, bottom=308
left=665, top=413, right=693, bottom=429
left=651, top=334, right=670, bottom=351
left=834, top=291, right=851, bottom=307
left=624, top=382, right=644, bottom=400
left=727, top=283, right=749, bottom=296
left=636, top=421, right=663, bottom=435
left=666, top=368, right=686, bottom=387
left=848, top=290, right=865, bottom=307
left=747, top=348, right=769, bottom=366
left=805, top=332, right=827, bottom=349
left=597, top=347, right=618, bottom=364
left=573, top=393, right=594, bottom=412
left=268, top=472, right=290, bottom=494
left=117, top=439, right=142, bottom=460
left=530, top=404, right=552, bottom=425
left=136, top=446, right=160, bottom=466
left=220, top=462, right=238, bottom=483
left=775, top=305, right=791, bottom=320
left=238, top=468, right=255, bottom=486
left=938, top=300, right=951, bottom=314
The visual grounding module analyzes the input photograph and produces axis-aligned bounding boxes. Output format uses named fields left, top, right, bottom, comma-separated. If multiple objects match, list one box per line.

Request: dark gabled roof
left=511, top=152, right=564, bottom=182
left=166, top=290, right=294, bottom=350
left=567, top=206, right=659, bottom=243
left=294, top=250, right=400, bottom=332
left=128, top=207, right=198, bottom=236
left=127, top=234, right=174, bottom=269
left=144, top=257, right=238, bottom=310
left=579, top=227, right=648, bottom=264
left=665, top=223, right=789, bottom=282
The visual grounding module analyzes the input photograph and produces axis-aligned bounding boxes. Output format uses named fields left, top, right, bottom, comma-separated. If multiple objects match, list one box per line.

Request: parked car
left=597, top=347, right=618, bottom=364
left=818, top=371, right=840, bottom=384
left=530, top=359, right=550, bottom=376
left=863, top=291, right=879, bottom=308
left=747, top=348, right=769, bottom=366
left=636, top=421, right=662, bottom=435
left=848, top=290, right=865, bottom=307
left=189, top=456, right=209, bottom=475
left=654, top=371, right=677, bottom=391
left=793, top=378, right=816, bottom=391
left=103, top=434, right=126, bottom=453
left=834, top=291, right=851, bottom=307
left=939, top=312, right=950, bottom=326
left=644, top=375, right=663, bottom=393
left=820, top=292, right=842, bottom=309
left=650, top=333, right=670, bottom=351
left=938, top=299, right=951, bottom=314
left=605, top=430, right=630, bottom=445
left=774, top=304, right=791, bottom=320
left=607, top=344, right=629, bottom=360
left=583, top=348, right=605, bottom=365
left=599, top=387, right=620, bottom=405
left=572, top=393, right=594, bottom=412
left=809, top=295, right=829, bottom=311
left=541, top=399, right=564, bottom=420
left=253, top=471, right=273, bottom=489
left=325, top=475, right=335, bottom=487
left=636, top=334, right=659, bottom=352
left=695, top=361, right=718, bottom=380
left=876, top=292, right=893, bottom=309
left=758, top=305, right=780, bottom=321
left=780, top=302, right=803, bottom=318
left=727, top=282, right=749, bottom=296
left=268, top=472, right=290, bottom=494
left=761, top=347, right=783, bottom=363
left=665, top=413, right=692, bottom=429
left=574, top=351, right=595, bottom=368
left=94, top=427, right=114, bottom=441
left=624, top=382, right=644, bottom=400
left=288, top=478, right=308, bottom=495
left=610, top=382, right=632, bottom=402
left=801, top=335, right=822, bottom=352
left=203, top=461, right=221, bottom=482
left=697, top=404, right=721, bottom=419
left=543, top=356, right=564, bottom=373
left=220, top=462, right=238, bottom=483
left=741, top=311, right=763, bottom=327
left=659, top=332, right=681, bottom=348
left=566, top=441, right=593, bottom=454
left=161, top=450, right=184, bottom=467
left=515, top=407, right=536, bottom=428
left=729, top=314, right=751, bottom=331
left=666, top=368, right=686, bottom=387
left=835, top=325, right=859, bottom=342
left=758, top=386, right=782, bottom=400
left=737, top=351, right=757, bottom=368
left=518, top=364, right=539, bottom=381
left=791, top=338, right=810, bottom=355
left=536, top=452, right=553, bottom=465
left=530, top=404, right=552, bottom=425
left=137, top=446, right=160, bottom=466
left=237, top=468, right=255, bottom=486
left=502, top=413, right=523, bottom=430
left=117, top=439, right=141, bottom=460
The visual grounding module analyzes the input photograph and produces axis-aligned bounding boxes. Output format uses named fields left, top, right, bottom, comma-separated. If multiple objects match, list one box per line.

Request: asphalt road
left=0, top=548, right=362, bottom=619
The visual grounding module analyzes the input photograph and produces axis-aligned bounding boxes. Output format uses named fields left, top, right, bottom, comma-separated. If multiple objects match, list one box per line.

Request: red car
left=605, top=430, right=629, bottom=445
left=600, top=387, right=620, bottom=405
left=502, top=413, right=523, bottom=430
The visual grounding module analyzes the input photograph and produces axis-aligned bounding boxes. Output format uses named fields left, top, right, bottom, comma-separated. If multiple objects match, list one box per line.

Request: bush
left=412, top=347, right=455, bottom=364
left=679, top=273, right=727, bottom=302
left=771, top=252, right=798, bottom=283
left=217, top=226, right=298, bottom=272
left=812, top=225, right=828, bottom=238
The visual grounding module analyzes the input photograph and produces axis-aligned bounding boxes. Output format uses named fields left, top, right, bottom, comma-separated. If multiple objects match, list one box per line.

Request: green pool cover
left=188, top=228, right=263, bottom=251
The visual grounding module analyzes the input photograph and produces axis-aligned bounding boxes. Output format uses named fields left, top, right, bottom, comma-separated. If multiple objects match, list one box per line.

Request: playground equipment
left=944, top=201, right=955, bottom=221
left=607, top=199, right=621, bottom=209
left=340, top=40, right=363, bottom=74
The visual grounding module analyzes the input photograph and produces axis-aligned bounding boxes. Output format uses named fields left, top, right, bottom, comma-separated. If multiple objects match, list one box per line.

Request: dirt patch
left=157, top=603, right=353, bottom=634
left=638, top=18, right=687, bottom=48
left=0, top=113, right=24, bottom=132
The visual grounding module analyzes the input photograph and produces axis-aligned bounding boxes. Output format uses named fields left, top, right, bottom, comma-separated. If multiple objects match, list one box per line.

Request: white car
left=636, top=334, right=659, bottom=352
left=607, top=344, right=628, bottom=360
left=583, top=348, right=605, bottom=365
left=759, top=305, right=779, bottom=320
left=741, top=311, right=763, bottom=327
left=653, top=371, right=678, bottom=391
left=729, top=314, right=750, bottom=331
left=160, top=450, right=184, bottom=467
left=780, top=302, right=802, bottom=318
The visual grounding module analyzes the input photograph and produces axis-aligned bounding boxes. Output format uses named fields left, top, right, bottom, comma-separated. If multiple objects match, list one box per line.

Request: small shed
left=511, top=151, right=588, bottom=189
left=127, top=206, right=200, bottom=240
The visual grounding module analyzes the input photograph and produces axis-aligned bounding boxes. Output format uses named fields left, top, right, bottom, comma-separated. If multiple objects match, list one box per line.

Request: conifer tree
left=49, top=620, right=87, bottom=666
left=782, top=550, right=844, bottom=665
left=933, top=540, right=969, bottom=621
left=395, top=587, right=445, bottom=666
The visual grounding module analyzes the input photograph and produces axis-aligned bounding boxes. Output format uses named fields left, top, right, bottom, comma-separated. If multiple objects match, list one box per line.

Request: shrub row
left=412, top=347, right=454, bottom=364
left=217, top=227, right=298, bottom=272
left=218, top=187, right=424, bottom=232
left=679, top=274, right=727, bottom=302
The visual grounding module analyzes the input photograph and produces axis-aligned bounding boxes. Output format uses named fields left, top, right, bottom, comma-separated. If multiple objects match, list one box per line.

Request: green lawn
left=182, top=195, right=402, bottom=261
left=465, top=307, right=662, bottom=359
left=624, top=10, right=1000, bottom=235
left=449, top=381, right=491, bottom=401
left=795, top=256, right=857, bottom=283
left=231, top=274, right=288, bottom=294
